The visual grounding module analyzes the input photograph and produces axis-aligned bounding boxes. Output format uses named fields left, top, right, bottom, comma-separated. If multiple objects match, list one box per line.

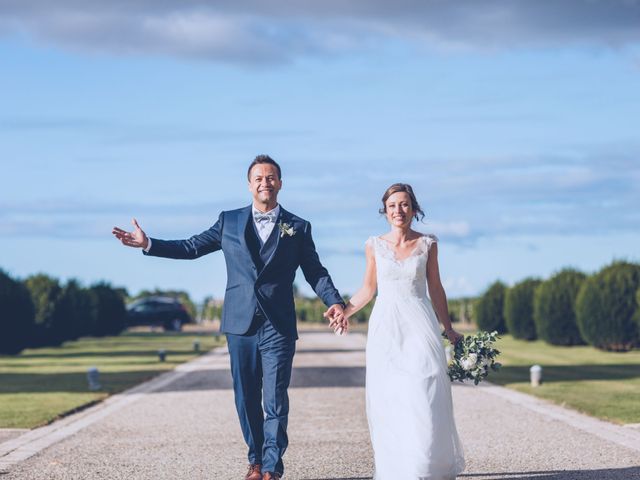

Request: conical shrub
left=576, top=261, right=640, bottom=351
left=534, top=269, right=585, bottom=345
left=504, top=278, right=541, bottom=340
left=475, top=281, right=507, bottom=333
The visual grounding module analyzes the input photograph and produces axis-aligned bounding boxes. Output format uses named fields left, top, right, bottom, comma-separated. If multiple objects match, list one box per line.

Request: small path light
left=530, top=364, right=543, bottom=387
left=158, top=349, right=166, bottom=362
left=87, top=367, right=101, bottom=391
left=193, top=340, right=200, bottom=353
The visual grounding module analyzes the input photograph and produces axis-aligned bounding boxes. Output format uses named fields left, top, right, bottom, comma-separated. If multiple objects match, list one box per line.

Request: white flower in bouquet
left=469, top=353, right=478, bottom=367
left=460, top=353, right=477, bottom=370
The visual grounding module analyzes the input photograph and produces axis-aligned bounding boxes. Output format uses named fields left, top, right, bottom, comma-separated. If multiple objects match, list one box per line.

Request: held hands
left=112, top=218, right=149, bottom=249
left=323, top=304, right=349, bottom=336
left=445, top=328, right=464, bottom=345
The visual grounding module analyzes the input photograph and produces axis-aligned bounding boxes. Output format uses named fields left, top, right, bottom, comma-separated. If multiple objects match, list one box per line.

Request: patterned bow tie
left=254, top=211, right=277, bottom=224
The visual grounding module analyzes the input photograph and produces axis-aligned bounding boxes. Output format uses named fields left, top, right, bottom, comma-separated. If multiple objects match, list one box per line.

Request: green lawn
left=485, top=333, right=640, bottom=424
left=0, top=330, right=224, bottom=429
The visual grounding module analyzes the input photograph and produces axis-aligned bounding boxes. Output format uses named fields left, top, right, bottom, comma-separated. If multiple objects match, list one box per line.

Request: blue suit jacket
left=143, top=205, right=343, bottom=338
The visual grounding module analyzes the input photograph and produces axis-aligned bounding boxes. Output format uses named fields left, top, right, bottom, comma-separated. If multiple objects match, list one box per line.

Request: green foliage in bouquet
left=444, top=330, right=502, bottom=385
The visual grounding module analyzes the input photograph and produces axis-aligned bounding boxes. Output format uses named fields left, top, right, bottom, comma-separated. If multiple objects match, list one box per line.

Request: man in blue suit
left=112, top=155, right=346, bottom=480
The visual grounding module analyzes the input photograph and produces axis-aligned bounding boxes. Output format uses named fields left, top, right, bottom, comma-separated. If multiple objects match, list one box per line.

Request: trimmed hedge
left=0, top=270, right=35, bottom=355
left=576, top=261, right=640, bottom=351
left=504, top=278, right=541, bottom=341
left=89, top=282, right=127, bottom=336
left=635, top=288, right=640, bottom=329
left=24, top=274, right=69, bottom=347
left=534, top=269, right=586, bottom=345
left=56, top=280, right=98, bottom=340
left=1, top=269, right=128, bottom=354
left=475, top=281, right=507, bottom=333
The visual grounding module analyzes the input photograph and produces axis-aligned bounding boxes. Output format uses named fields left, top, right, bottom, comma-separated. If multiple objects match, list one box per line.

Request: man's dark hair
left=247, top=155, right=282, bottom=180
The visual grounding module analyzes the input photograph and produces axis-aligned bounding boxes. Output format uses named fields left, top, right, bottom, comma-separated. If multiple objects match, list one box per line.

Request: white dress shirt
left=252, top=204, right=280, bottom=244
left=143, top=204, right=280, bottom=252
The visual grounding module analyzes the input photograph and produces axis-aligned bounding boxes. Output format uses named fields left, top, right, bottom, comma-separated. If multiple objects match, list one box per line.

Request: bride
left=336, top=183, right=466, bottom=479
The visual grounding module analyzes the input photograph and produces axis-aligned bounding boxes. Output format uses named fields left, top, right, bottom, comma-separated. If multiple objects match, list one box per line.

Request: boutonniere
left=278, top=222, right=296, bottom=238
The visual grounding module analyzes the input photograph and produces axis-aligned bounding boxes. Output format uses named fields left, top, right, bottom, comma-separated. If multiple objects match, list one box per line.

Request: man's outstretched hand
left=112, top=218, right=149, bottom=249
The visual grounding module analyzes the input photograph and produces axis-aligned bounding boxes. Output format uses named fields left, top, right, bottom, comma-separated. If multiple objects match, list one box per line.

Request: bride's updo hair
left=379, top=183, right=425, bottom=222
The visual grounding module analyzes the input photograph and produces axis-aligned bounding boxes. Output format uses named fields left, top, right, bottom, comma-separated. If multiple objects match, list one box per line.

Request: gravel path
left=1, top=331, right=638, bottom=479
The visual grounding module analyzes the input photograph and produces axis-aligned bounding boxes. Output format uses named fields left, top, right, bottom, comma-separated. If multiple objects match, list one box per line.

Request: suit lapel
left=237, top=205, right=253, bottom=255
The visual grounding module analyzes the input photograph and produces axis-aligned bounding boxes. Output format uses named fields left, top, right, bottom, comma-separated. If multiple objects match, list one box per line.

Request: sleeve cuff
left=143, top=238, right=152, bottom=253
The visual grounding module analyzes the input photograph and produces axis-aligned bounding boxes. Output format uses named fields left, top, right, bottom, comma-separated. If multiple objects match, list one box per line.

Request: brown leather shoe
left=262, top=473, right=281, bottom=480
left=245, top=464, right=262, bottom=480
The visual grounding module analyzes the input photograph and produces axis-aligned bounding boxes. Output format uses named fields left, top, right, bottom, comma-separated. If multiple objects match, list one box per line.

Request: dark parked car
left=126, top=296, right=192, bottom=331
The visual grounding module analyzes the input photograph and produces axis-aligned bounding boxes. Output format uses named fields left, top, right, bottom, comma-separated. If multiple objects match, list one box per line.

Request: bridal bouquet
left=443, top=330, right=502, bottom=385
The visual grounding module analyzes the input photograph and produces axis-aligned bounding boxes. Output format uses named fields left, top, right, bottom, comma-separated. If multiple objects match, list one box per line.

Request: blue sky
left=1, top=1, right=639, bottom=302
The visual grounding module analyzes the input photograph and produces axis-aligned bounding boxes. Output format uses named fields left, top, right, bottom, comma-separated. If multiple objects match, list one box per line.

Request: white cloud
left=442, top=275, right=476, bottom=297
left=1, top=145, right=638, bottom=243
left=424, top=220, right=471, bottom=238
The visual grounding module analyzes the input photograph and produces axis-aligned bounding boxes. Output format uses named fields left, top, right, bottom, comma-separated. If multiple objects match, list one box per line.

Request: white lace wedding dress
left=366, top=235, right=465, bottom=480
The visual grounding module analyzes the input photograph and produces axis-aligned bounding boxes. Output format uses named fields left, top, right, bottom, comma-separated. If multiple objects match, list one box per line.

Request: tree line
left=0, top=270, right=128, bottom=355
left=202, top=288, right=470, bottom=326
left=200, top=291, right=373, bottom=325
left=0, top=270, right=201, bottom=355
left=203, top=259, right=639, bottom=352
left=475, top=260, right=640, bottom=352
left=20, top=256, right=630, bottom=355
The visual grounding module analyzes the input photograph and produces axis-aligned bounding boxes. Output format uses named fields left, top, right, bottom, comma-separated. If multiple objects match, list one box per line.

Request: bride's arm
left=343, top=243, right=377, bottom=319
left=427, top=243, right=463, bottom=344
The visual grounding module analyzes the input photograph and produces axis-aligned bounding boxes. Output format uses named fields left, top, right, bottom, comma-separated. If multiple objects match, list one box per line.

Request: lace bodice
left=367, top=235, right=438, bottom=299
left=366, top=234, right=438, bottom=301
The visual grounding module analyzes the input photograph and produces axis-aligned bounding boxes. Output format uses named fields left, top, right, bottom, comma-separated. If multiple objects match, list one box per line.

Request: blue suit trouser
left=226, top=316, right=296, bottom=476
